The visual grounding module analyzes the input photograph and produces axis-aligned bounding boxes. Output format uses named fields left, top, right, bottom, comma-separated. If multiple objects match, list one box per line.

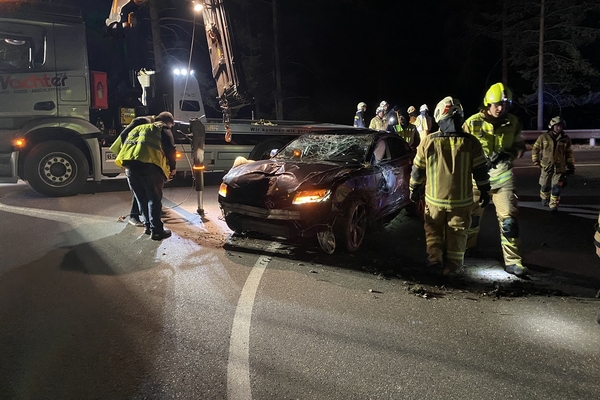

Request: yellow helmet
left=483, top=82, right=513, bottom=106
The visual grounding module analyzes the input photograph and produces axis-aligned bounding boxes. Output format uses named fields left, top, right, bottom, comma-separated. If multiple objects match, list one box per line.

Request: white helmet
left=357, top=102, right=367, bottom=110
left=433, top=96, right=463, bottom=123
left=379, top=101, right=389, bottom=108
left=407, top=105, right=416, bottom=114
left=419, top=104, right=428, bottom=112
left=376, top=106, right=385, bottom=114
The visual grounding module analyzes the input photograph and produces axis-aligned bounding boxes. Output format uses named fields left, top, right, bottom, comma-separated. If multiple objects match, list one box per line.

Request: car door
left=373, top=135, right=412, bottom=216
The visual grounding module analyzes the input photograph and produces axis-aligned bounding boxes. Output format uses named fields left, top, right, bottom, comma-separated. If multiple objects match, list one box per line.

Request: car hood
left=223, top=159, right=362, bottom=194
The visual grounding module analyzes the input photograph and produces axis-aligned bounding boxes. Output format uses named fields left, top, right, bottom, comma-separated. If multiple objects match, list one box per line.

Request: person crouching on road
left=409, top=96, right=490, bottom=275
left=531, top=116, right=575, bottom=212
left=463, top=82, right=528, bottom=277
left=111, top=111, right=177, bottom=240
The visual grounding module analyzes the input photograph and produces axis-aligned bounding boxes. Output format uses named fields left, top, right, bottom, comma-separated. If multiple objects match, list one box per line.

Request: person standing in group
left=463, top=82, right=528, bottom=277
left=380, top=101, right=390, bottom=125
left=111, top=111, right=177, bottom=240
left=392, top=109, right=420, bottom=151
left=386, top=105, right=401, bottom=133
left=407, top=105, right=419, bottom=125
left=354, top=102, right=367, bottom=128
left=414, top=104, right=433, bottom=142
left=531, top=116, right=575, bottom=212
left=409, top=96, right=490, bottom=275
left=369, top=107, right=388, bottom=131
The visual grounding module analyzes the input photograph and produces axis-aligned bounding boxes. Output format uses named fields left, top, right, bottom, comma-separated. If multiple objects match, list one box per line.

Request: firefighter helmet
left=407, top=106, right=416, bottom=114
left=434, top=96, right=464, bottom=123
left=357, top=102, right=367, bottom=110
left=419, top=104, right=429, bottom=112
left=379, top=101, right=389, bottom=108
left=548, top=116, right=566, bottom=129
left=376, top=106, right=385, bottom=114
left=483, top=82, right=513, bottom=106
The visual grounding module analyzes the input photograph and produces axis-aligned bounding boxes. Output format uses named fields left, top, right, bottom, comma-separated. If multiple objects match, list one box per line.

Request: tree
left=474, top=0, right=600, bottom=126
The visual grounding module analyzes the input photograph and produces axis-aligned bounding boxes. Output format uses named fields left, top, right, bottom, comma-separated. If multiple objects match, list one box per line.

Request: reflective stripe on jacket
left=354, top=110, right=365, bottom=128
left=394, top=123, right=420, bottom=149
left=410, top=130, right=489, bottom=208
left=595, top=213, right=600, bottom=249
left=114, top=122, right=171, bottom=178
left=531, top=131, right=574, bottom=174
left=369, top=116, right=387, bottom=131
left=462, top=112, right=525, bottom=189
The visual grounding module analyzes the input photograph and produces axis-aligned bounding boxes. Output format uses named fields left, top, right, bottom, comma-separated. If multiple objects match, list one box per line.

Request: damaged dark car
left=218, top=129, right=415, bottom=254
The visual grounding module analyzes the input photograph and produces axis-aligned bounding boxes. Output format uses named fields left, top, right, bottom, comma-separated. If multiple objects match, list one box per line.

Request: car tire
left=317, top=229, right=336, bottom=254
left=24, top=141, right=89, bottom=197
left=334, top=198, right=367, bottom=253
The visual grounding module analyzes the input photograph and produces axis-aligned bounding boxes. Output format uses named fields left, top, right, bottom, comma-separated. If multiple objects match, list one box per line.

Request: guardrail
left=521, top=130, right=600, bottom=146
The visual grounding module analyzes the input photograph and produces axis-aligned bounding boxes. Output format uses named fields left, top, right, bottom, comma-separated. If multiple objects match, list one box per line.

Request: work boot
left=144, top=226, right=151, bottom=235
left=128, top=216, right=145, bottom=227
left=504, top=264, right=529, bottom=277
left=443, top=261, right=461, bottom=276
left=151, top=229, right=172, bottom=241
left=541, top=198, right=549, bottom=207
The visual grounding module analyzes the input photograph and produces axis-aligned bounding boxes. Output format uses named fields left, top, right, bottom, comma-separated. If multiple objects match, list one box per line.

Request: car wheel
left=317, top=229, right=336, bottom=254
left=24, top=141, right=89, bottom=197
left=334, top=198, right=367, bottom=253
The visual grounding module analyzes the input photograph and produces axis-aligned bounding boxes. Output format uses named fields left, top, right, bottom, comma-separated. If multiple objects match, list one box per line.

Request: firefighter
left=369, top=107, right=387, bottom=131
left=407, top=105, right=419, bottom=125
left=414, top=104, right=433, bottom=142
left=380, top=101, right=390, bottom=125
left=410, top=96, right=490, bottom=275
left=531, top=116, right=575, bottom=211
left=463, top=82, right=527, bottom=277
left=111, top=112, right=177, bottom=240
left=392, top=109, right=420, bottom=151
left=354, top=102, right=367, bottom=128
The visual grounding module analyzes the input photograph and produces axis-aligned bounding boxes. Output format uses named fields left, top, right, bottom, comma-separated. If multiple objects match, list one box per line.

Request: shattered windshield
left=277, top=133, right=374, bottom=163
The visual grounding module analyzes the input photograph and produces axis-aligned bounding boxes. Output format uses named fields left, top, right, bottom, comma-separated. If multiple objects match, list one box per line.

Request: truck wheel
left=249, top=140, right=287, bottom=160
left=334, top=198, right=367, bottom=253
left=24, top=141, right=89, bottom=197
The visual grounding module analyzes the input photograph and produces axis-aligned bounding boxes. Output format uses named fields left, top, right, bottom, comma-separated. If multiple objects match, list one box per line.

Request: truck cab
left=0, top=2, right=102, bottom=196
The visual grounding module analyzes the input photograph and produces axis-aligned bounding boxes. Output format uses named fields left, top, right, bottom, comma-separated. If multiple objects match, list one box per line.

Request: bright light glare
left=194, top=4, right=203, bottom=12
left=190, top=70, right=195, bottom=75
left=218, top=183, right=227, bottom=197
left=173, top=68, right=181, bottom=75
left=292, top=189, right=330, bottom=205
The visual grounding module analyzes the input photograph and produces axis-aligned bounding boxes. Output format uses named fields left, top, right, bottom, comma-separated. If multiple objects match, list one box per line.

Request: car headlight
left=292, top=189, right=330, bottom=204
left=219, top=182, right=227, bottom=197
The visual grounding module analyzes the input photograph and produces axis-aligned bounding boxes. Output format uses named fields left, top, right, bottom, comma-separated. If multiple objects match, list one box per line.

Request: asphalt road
left=0, top=149, right=599, bottom=399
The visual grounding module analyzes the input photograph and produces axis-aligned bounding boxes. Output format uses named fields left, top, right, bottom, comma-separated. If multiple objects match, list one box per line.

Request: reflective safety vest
left=112, top=122, right=171, bottom=178
left=462, top=112, right=525, bottom=189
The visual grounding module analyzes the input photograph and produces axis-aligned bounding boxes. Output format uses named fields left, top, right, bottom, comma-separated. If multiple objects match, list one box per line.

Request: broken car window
left=277, top=133, right=374, bottom=163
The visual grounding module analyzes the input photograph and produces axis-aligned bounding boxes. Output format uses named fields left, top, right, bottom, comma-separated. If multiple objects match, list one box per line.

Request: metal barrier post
left=590, top=138, right=596, bottom=146
left=190, top=118, right=206, bottom=216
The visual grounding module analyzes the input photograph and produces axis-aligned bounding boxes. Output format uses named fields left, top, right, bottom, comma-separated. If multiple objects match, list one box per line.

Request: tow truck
left=0, top=0, right=348, bottom=197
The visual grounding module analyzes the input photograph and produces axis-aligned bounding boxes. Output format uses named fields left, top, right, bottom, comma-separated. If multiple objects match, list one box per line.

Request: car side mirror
left=269, top=149, right=279, bottom=158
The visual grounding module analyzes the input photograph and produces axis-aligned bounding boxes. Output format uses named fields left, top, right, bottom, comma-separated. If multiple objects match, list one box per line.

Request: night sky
left=80, top=0, right=600, bottom=130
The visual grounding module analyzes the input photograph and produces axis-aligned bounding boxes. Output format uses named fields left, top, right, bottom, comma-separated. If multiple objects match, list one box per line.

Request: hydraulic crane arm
left=200, top=0, right=252, bottom=110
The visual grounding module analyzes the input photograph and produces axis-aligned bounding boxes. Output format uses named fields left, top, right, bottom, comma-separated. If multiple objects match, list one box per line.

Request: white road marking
left=227, top=245, right=278, bottom=400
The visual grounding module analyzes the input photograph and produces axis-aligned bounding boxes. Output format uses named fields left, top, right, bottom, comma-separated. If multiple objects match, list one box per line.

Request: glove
left=409, top=186, right=422, bottom=203
left=489, top=152, right=511, bottom=169
left=565, top=164, right=575, bottom=175
left=478, top=191, right=490, bottom=208
left=533, top=161, right=541, bottom=168
left=559, top=175, right=568, bottom=188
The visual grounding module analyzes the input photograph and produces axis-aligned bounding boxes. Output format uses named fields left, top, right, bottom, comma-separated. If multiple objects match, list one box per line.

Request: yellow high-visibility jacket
left=462, top=112, right=525, bottom=189
left=531, top=131, right=574, bottom=174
